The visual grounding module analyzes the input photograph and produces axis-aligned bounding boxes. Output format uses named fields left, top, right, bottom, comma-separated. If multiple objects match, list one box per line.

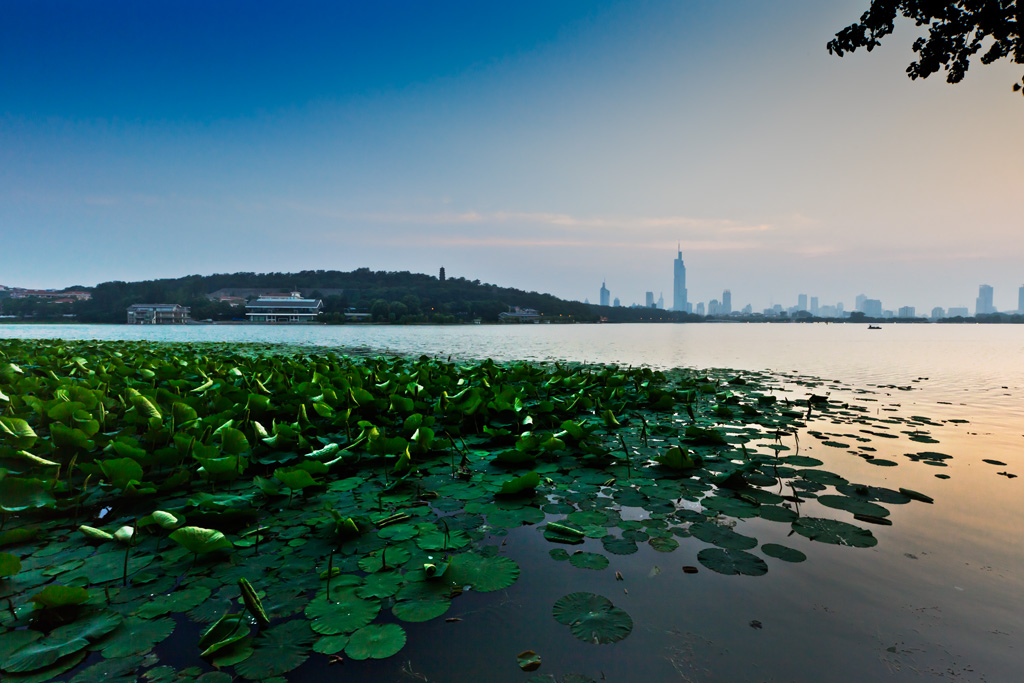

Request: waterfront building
left=855, top=294, right=866, bottom=312
left=672, top=246, right=688, bottom=312
left=696, top=302, right=705, bottom=316
left=126, top=304, right=190, bottom=324
left=976, top=284, right=995, bottom=315
left=898, top=306, right=916, bottom=319
left=1018, top=285, right=1024, bottom=314
left=645, top=291, right=655, bottom=308
left=797, top=294, right=808, bottom=311
left=246, top=293, right=323, bottom=323
left=498, top=306, right=541, bottom=323
left=722, top=290, right=732, bottom=315
left=599, top=281, right=610, bottom=307
left=810, top=296, right=819, bottom=315
left=613, top=297, right=620, bottom=307
left=948, top=307, right=969, bottom=318
left=657, top=292, right=664, bottom=309
left=931, top=307, right=945, bottom=320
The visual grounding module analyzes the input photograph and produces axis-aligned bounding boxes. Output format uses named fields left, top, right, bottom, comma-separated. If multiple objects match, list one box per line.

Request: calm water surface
left=2, top=323, right=1020, bottom=682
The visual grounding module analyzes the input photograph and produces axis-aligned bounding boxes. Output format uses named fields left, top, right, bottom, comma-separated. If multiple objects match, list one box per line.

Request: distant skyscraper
left=645, top=291, right=655, bottom=308
left=599, top=281, right=610, bottom=307
left=948, top=307, right=969, bottom=317
left=696, top=302, right=705, bottom=316
left=797, top=294, right=808, bottom=311
left=863, top=299, right=883, bottom=317
left=976, top=284, right=995, bottom=315
left=855, top=294, right=866, bottom=312
left=657, top=292, right=664, bottom=309
left=898, top=306, right=916, bottom=318
left=613, top=297, right=620, bottom=307
left=1019, top=285, right=1024, bottom=314
left=810, top=296, right=819, bottom=315
left=672, top=246, right=688, bottom=312
left=931, top=307, right=945, bottom=320
left=722, top=290, right=732, bottom=314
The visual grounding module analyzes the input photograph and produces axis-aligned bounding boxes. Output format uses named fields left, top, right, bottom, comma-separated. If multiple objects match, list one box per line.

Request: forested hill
left=69, top=268, right=599, bottom=323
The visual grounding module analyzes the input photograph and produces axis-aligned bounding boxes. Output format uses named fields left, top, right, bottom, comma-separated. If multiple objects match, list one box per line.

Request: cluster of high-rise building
left=598, top=250, right=1024, bottom=319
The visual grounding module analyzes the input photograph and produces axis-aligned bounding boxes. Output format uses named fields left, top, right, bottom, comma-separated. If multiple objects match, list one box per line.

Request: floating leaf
left=446, top=553, right=520, bottom=591
left=100, top=616, right=175, bottom=658
left=305, top=588, right=380, bottom=635
left=234, top=620, right=312, bottom=679
left=345, top=623, right=406, bottom=660
left=517, top=650, right=542, bottom=671
left=30, top=585, right=89, bottom=609
left=697, top=548, right=768, bottom=576
left=169, top=526, right=234, bottom=555
left=569, top=552, right=609, bottom=571
left=792, top=518, right=877, bottom=548
left=552, top=592, right=633, bottom=644
left=690, top=522, right=757, bottom=550
left=760, top=544, right=807, bottom=563
left=0, top=551, right=21, bottom=577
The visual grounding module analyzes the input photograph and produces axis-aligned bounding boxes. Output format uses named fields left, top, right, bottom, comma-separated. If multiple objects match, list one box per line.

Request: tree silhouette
left=828, top=1, right=1023, bottom=95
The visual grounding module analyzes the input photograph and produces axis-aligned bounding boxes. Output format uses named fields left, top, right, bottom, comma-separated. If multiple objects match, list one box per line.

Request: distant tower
left=672, top=246, right=688, bottom=312
left=855, top=294, right=866, bottom=312
left=657, top=292, right=664, bottom=309
left=645, top=291, right=655, bottom=308
left=696, top=302, right=705, bottom=316
left=613, top=297, right=620, bottom=307
left=976, top=284, right=994, bottom=315
left=1019, top=285, right=1024, bottom=314
left=439, top=267, right=446, bottom=283
left=722, top=290, right=732, bottom=315
left=599, top=280, right=610, bottom=307
left=810, top=296, right=819, bottom=315
left=798, top=294, right=808, bottom=311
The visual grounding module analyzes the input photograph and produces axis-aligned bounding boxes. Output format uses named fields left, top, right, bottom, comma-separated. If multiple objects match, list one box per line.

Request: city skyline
left=597, top=250, right=1022, bottom=316
left=2, top=2, right=1022, bottom=312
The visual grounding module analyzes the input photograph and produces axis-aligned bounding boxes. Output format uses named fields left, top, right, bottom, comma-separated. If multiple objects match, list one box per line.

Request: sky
left=2, top=0, right=1022, bottom=313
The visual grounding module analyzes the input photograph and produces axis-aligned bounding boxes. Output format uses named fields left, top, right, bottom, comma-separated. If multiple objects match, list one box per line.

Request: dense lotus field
left=0, top=340, right=939, bottom=682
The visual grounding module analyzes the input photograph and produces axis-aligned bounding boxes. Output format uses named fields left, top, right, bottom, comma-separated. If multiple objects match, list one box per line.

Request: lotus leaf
left=235, top=620, right=312, bottom=679
left=0, top=551, right=21, bottom=577
left=3, top=634, right=90, bottom=673
left=517, top=650, right=542, bottom=671
left=169, top=526, right=234, bottom=555
left=569, top=552, right=609, bottom=570
left=446, top=553, right=520, bottom=591
left=345, top=623, right=406, bottom=660
left=792, top=518, right=878, bottom=547
left=760, top=544, right=807, bottom=563
left=690, top=522, right=757, bottom=550
left=30, top=584, right=89, bottom=609
left=100, top=616, right=175, bottom=657
left=552, top=592, right=633, bottom=644
left=305, top=588, right=380, bottom=635
left=697, top=548, right=768, bottom=576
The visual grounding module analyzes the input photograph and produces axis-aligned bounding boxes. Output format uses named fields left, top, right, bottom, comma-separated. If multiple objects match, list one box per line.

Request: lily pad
left=552, top=592, right=633, bottom=644
left=760, top=544, right=807, bottom=563
left=100, top=616, right=175, bottom=658
left=235, top=620, right=312, bottom=679
left=569, top=552, right=609, bottom=571
left=792, top=518, right=877, bottom=548
left=690, top=522, right=757, bottom=550
left=305, top=588, right=381, bottom=635
left=446, top=553, right=520, bottom=591
left=345, top=623, right=406, bottom=660
left=697, top=548, right=768, bottom=576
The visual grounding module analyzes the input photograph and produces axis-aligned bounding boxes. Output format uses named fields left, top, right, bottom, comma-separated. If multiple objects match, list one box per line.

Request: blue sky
left=3, top=1, right=1022, bottom=312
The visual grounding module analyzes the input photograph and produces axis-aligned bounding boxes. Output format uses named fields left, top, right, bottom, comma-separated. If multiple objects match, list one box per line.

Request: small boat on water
left=868, top=325, right=881, bottom=330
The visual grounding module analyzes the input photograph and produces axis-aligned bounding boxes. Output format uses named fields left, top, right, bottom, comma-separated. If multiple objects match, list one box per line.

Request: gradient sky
left=3, top=0, right=1022, bottom=313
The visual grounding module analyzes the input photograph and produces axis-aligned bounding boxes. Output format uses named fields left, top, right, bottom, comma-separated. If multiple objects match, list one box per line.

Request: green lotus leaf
left=0, top=476, right=56, bottom=512
left=99, top=457, right=144, bottom=490
left=238, top=578, right=270, bottom=626
left=169, top=526, right=234, bottom=555
left=129, top=390, right=162, bottom=420
left=312, top=634, right=349, bottom=655
left=70, top=652, right=150, bottom=683
left=549, top=548, right=570, bottom=562
left=648, top=536, right=679, bottom=552
left=305, top=588, right=380, bottom=635
left=100, top=616, right=175, bottom=657
left=0, top=416, right=38, bottom=449
left=792, top=517, right=877, bottom=547
left=78, top=525, right=114, bottom=542
left=147, top=510, right=184, bottom=530
left=234, top=619, right=312, bottom=679
left=569, top=552, right=609, bottom=571
left=205, top=636, right=254, bottom=668
left=761, top=544, right=807, bottom=563
left=0, top=629, right=41, bottom=661
left=756, top=505, right=798, bottom=523
left=0, top=551, right=21, bottom=577
left=517, top=649, right=542, bottom=671
left=697, top=548, right=768, bottom=576
left=689, top=522, right=757, bottom=550
left=600, top=535, right=638, bottom=555
left=3, top=634, right=89, bottom=673
left=137, top=586, right=212, bottom=618
left=30, top=585, right=89, bottom=609
left=198, top=612, right=249, bottom=652
left=391, top=576, right=453, bottom=622
left=274, top=467, right=318, bottom=491
left=552, top=592, right=633, bottom=644
left=345, top=623, right=406, bottom=661
left=655, top=445, right=698, bottom=469
left=497, top=471, right=540, bottom=496
left=355, top=571, right=404, bottom=599
left=415, top=528, right=470, bottom=551
left=446, top=553, right=520, bottom=592
left=817, top=495, right=890, bottom=518
left=113, top=525, right=136, bottom=544
left=899, top=487, right=934, bottom=504
left=50, top=609, right=122, bottom=645
left=358, top=545, right=412, bottom=572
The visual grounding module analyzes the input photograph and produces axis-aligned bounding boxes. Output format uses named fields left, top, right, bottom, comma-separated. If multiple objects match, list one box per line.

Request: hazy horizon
left=3, top=1, right=1022, bottom=312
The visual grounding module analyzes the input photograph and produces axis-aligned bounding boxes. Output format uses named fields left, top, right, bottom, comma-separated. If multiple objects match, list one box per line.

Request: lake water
left=2, top=323, right=1021, bottom=681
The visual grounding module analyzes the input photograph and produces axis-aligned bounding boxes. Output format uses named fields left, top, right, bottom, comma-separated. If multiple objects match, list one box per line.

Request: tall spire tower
left=672, top=245, right=688, bottom=312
